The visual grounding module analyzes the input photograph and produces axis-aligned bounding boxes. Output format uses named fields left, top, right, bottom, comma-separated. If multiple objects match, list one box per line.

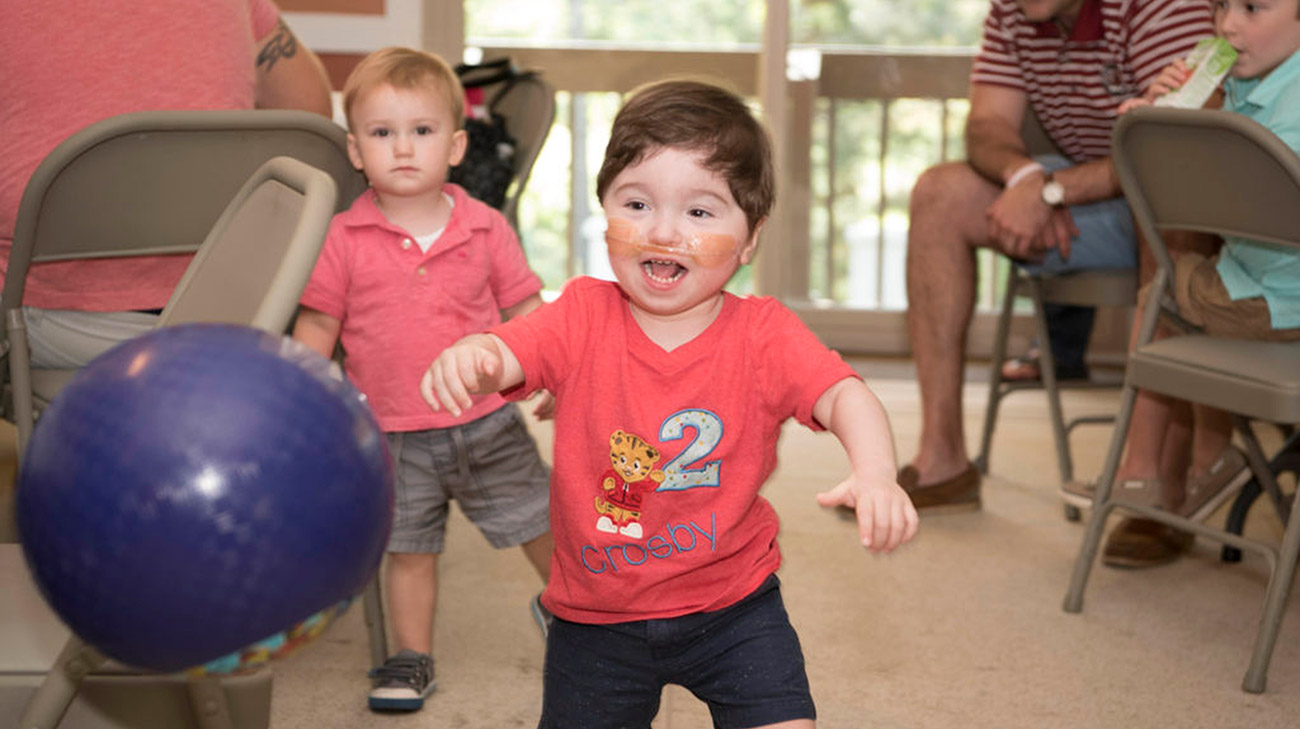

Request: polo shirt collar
left=1235, top=48, right=1300, bottom=111
left=337, top=183, right=493, bottom=243
left=1031, top=0, right=1102, bottom=42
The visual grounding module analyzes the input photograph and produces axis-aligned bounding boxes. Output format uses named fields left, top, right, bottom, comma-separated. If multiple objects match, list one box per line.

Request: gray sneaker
left=367, top=649, right=435, bottom=712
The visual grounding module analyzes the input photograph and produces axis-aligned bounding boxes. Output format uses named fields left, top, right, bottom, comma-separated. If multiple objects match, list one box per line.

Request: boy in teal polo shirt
left=1097, top=0, right=1300, bottom=569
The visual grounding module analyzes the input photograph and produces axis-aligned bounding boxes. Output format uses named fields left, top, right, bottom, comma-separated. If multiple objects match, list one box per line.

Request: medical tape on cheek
left=604, top=218, right=741, bottom=268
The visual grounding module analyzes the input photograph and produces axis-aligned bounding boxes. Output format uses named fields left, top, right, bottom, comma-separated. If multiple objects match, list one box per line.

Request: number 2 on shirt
left=656, top=409, right=723, bottom=491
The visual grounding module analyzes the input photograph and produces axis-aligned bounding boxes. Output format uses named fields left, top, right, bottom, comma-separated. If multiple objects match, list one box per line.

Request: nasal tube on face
left=605, top=218, right=740, bottom=268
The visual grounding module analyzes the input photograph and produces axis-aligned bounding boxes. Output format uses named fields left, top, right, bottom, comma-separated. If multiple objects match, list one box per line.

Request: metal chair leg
left=1030, top=279, right=1074, bottom=486
left=1064, top=381, right=1139, bottom=613
left=1222, top=430, right=1300, bottom=562
left=1242, top=487, right=1300, bottom=693
left=18, top=636, right=107, bottom=729
left=362, top=573, right=388, bottom=670
left=975, top=268, right=1020, bottom=475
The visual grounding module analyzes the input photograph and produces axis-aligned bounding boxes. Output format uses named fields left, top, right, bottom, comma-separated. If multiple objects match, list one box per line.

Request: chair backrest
left=1, top=111, right=364, bottom=509
left=1113, top=107, right=1300, bottom=273
left=2, top=109, right=366, bottom=315
left=159, top=155, right=337, bottom=333
left=1021, top=107, right=1066, bottom=158
left=492, top=73, right=557, bottom=230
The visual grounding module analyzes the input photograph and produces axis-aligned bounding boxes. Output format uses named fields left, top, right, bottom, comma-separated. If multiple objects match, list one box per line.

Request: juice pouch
left=1154, top=37, right=1237, bottom=109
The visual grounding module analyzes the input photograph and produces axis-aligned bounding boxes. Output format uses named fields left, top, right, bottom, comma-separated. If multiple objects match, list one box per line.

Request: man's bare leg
left=905, top=161, right=1001, bottom=486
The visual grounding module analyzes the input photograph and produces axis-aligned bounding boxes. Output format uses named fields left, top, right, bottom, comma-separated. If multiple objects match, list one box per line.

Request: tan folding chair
left=491, top=71, right=556, bottom=232
left=0, top=111, right=370, bottom=729
left=454, top=59, right=557, bottom=231
left=1063, top=107, right=1300, bottom=693
left=1, top=110, right=367, bottom=453
left=975, top=112, right=1137, bottom=520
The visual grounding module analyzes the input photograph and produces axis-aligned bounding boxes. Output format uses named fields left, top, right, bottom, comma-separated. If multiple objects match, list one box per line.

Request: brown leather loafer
left=1102, top=516, right=1194, bottom=569
left=904, top=463, right=981, bottom=513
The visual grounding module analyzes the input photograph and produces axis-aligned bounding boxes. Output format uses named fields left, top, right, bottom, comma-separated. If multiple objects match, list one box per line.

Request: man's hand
left=986, top=176, right=1079, bottom=261
left=986, top=176, right=1054, bottom=260
left=817, top=475, right=919, bottom=554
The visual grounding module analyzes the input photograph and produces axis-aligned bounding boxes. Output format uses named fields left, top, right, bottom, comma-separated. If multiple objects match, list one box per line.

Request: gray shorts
left=386, top=405, right=550, bottom=554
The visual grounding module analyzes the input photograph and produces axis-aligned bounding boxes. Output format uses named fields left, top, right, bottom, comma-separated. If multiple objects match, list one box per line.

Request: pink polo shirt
left=299, top=184, right=543, bottom=431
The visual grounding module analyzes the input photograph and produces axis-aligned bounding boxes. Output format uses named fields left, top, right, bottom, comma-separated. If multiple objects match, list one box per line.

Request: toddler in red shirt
left=422, top=79, right=918, bottom=729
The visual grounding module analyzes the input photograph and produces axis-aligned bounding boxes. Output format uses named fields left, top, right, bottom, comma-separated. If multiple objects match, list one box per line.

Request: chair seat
left=1129, top=334, right=1300, bottom=423
left=1030, top=268, right=1137, bottom=308
left=30, top=369, right=77, bottom=409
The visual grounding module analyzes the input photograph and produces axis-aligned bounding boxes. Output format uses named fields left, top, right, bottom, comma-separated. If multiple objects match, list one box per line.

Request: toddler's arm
left=499, top=293, right=554, bottom=419
left=812, top=378, right=919, bottom=554
left=292, top=307, right=342, bottom=360
left=421, top=333, right=525, bottom=417
left=502, top=293, right=544, bottom=321
left=1118, top=60, right=1191, bottom=114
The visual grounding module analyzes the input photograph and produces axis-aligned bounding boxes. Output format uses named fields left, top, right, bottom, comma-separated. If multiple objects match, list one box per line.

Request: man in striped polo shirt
left=900, top=0, right=1213, bottom=510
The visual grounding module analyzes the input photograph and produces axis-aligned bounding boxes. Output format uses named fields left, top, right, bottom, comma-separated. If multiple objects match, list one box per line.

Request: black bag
left=449, top=58, right=535, bottom=210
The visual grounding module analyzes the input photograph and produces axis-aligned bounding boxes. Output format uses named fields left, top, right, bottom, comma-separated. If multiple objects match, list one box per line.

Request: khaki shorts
left=1140, top=253, right=1300, bottom=342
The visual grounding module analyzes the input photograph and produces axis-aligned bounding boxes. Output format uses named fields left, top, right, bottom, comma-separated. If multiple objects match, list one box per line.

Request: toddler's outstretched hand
left=421, top=334, right=509, bottom=417
left=817, top=475, right=919, bottom=555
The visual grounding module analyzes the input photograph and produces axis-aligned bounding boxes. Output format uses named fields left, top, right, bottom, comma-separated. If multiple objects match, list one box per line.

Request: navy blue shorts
left=538, top=574, right=815, bottom=729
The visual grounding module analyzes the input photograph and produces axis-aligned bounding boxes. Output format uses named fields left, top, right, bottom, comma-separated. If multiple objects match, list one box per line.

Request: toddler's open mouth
left=643, top=259, right=687, bottom=283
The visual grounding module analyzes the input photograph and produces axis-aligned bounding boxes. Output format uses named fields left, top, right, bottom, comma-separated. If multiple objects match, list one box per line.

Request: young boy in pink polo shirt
left=422, top=79, right=919, bottom=729
left=292, top=47, right=553, bottom=713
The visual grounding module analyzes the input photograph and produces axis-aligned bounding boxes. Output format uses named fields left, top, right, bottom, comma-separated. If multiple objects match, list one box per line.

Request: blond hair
left=342, top=47, right=464, bottom=130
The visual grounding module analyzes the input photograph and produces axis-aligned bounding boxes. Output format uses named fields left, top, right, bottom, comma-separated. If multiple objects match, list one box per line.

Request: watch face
left=1042, top=180, right=1065, bottom=207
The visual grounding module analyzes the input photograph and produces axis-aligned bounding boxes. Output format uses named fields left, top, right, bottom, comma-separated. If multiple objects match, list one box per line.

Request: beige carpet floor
left=3, top=359, right=1297, bottom=728
left=264, top=360, right=1300, bottom=729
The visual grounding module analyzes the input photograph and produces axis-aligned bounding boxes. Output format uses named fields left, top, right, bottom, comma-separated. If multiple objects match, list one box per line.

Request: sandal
left=1000, top=347, right=1091, bottom=382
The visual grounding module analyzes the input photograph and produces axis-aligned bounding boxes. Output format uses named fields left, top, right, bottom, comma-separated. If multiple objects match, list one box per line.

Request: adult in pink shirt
left=3, top=0, right=332, bottom=368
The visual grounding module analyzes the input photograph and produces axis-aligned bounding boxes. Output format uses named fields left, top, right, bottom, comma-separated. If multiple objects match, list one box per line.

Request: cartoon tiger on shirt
left=595, top=429, right=665, bottom=539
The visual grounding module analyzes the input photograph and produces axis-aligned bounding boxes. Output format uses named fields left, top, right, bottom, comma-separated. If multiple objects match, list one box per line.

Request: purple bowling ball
left=17, top=323, right=392, bottom=672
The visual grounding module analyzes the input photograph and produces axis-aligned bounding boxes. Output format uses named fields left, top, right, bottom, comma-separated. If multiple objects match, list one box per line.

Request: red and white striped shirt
left=972, top=0, right=1213, bottom=162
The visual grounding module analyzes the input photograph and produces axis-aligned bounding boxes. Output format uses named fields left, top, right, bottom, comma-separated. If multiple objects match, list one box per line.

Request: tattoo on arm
left=256, top=19, right=299, bottom=73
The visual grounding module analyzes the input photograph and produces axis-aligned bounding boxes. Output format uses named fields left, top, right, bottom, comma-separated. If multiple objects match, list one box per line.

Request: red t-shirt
left=972, top=0, right=1212, bottom=162
left=493, top=277, right=859, bottom=624
left=300, top=185, right=542, bottom=431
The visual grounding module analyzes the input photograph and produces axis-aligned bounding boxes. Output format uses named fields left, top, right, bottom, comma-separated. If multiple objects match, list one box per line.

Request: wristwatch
left=1041, top=174, right=1066, bottom=208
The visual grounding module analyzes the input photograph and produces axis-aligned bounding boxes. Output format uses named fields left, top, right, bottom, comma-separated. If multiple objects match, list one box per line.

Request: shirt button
left=417, top=267, right=427, bottom=276
left=402, top=239, right=412, bottom=249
